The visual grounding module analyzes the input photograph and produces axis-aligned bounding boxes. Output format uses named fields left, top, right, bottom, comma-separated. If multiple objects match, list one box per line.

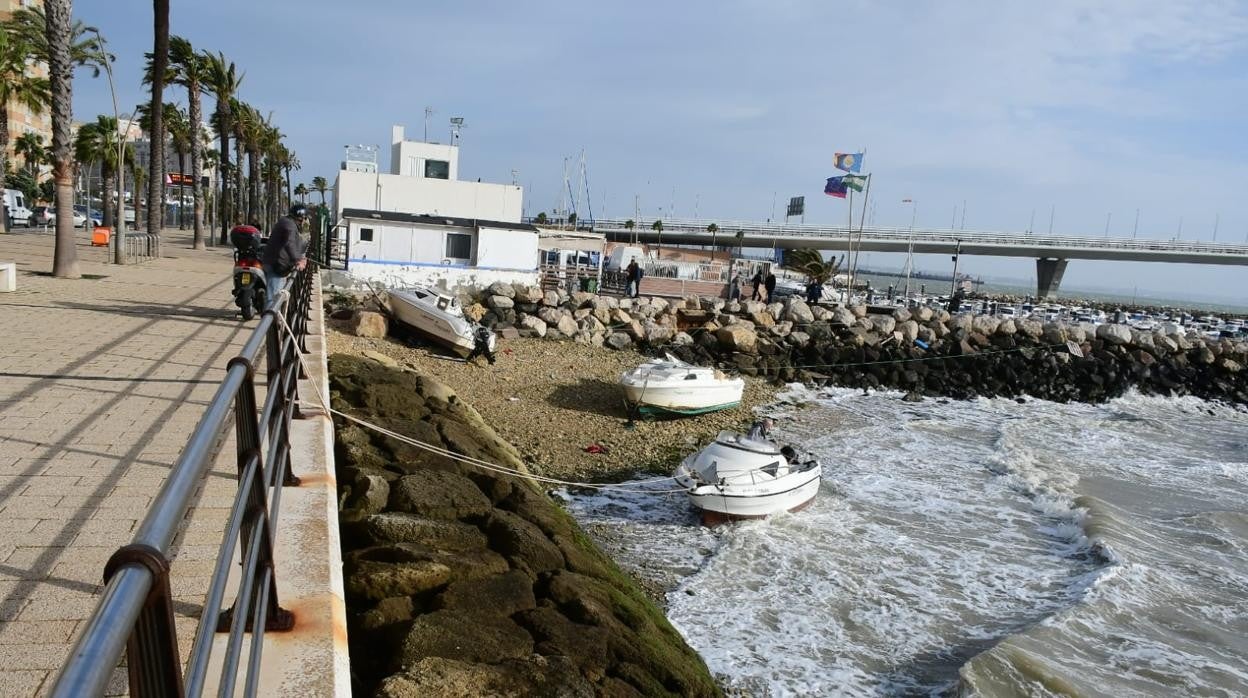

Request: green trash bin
left=580, top=277, right=599, bottom=293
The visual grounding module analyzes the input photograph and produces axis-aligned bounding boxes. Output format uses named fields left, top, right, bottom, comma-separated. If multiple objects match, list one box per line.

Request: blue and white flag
left=834, top=152, right=863, bottom=173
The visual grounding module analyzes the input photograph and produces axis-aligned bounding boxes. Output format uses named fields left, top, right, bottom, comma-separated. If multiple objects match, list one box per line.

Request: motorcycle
left=230, top=225, right=267, bottom=320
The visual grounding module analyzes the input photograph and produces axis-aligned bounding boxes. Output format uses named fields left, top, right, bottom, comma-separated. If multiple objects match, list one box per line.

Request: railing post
left=218, top=356, right=294, bottom=633
left=103, top=546, right=184, bottom=697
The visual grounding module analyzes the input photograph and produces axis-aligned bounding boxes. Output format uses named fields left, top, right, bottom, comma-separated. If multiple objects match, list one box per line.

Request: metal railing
left=590, top=217, right=1248, bottom=258
left=125, top=233, right=162, bottom=263
left=51, top=263, right=316, bottom=698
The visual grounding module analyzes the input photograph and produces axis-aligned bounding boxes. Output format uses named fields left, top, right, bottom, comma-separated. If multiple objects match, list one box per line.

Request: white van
left=3, top=189, right=32, bottom=227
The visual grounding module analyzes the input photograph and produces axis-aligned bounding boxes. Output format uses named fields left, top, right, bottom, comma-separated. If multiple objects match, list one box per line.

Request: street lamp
left=90, top=27, right=125, bottom=264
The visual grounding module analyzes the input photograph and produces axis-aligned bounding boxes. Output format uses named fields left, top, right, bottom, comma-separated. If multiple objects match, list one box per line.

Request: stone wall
left=330, top=355, right=720, bottom=697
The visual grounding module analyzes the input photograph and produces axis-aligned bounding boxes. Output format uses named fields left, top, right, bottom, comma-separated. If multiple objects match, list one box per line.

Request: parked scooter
left=230, top=224, right=267, bottom=320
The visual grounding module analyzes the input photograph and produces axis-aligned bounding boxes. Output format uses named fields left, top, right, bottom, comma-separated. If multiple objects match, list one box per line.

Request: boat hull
left=620, top=379, right=745, bottom=413
left=675, top=453, right=822, bottom=526
left=388, top=290, right=475, bottom=356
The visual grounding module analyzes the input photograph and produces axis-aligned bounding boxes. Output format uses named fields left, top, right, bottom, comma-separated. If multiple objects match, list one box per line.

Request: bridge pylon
left=1036, top=258, right=1068, bottom=299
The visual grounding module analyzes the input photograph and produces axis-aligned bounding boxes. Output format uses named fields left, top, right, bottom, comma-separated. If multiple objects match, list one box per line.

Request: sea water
left=560, top=387, right=1248, bottom=697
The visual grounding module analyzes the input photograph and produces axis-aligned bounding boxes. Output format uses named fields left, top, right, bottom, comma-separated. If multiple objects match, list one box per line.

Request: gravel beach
left=326, top=323, right=780, bottom=483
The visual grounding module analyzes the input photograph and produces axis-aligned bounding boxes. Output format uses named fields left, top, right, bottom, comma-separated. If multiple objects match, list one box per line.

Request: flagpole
left=849, top=173, right=871, bottom=301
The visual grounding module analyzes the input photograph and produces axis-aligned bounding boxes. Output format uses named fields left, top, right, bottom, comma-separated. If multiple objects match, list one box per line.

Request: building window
left=445, top=232, right=472, bottom=261
left=359, top=227, right=374, bottom=242
left=424, top=159, right=450, bottom=179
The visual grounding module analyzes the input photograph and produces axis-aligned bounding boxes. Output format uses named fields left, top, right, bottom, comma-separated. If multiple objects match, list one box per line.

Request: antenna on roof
left=450, top=117, right=465, bottom=146
left=423, top=106, right=435, bottom=142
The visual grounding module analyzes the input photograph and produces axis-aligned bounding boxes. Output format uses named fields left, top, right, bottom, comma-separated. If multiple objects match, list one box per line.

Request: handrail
left=51, top=263, right=316, bottom=698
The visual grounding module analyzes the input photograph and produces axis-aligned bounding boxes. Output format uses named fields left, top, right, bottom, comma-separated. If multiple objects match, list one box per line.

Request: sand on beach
left=326, top=325, right=779, bottom=483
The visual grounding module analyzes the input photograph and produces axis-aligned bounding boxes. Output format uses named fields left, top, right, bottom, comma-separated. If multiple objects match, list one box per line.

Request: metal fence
left=51, top=263, right=316, bottom=697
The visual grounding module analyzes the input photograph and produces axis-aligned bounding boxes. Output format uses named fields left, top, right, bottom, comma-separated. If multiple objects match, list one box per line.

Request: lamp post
left=902, top=199, right=917, bottom=299
left=90, top=28, right=125, bottom=264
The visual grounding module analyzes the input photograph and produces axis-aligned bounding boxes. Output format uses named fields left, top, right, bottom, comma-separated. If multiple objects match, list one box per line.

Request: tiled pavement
left=0, top=227, right=254, bottom=696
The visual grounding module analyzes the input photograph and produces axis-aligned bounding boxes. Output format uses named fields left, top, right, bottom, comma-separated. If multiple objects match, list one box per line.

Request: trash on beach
left=584, top=444, right=610, bottom=454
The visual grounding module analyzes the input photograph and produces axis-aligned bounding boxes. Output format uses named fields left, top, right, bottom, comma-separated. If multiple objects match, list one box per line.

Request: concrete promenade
left=0, top=227, right=249, bottom=696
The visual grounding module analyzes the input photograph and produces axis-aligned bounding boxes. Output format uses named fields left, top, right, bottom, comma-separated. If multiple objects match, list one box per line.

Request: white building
left=337, top=208, right=539, bottom=291
left=333, top=125, right=523, bottom=223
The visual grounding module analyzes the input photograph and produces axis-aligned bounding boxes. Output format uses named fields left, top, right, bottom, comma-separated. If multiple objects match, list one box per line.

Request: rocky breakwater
left=452, top=283, right=1248, bottom=404
left=330, top=354, right=720, bottom=697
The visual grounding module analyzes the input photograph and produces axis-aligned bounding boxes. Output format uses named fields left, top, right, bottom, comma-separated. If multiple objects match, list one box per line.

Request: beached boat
left=620, top=354, right=745, bottom=415
left=673, top=430, right=821, bottom=525
left=387, top=286, right=494, bottom=357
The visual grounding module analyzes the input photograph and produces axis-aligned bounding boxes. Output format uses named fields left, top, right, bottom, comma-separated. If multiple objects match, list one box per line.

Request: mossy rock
left=345, top=559, right=451, bottom=602
left=389, top=471, right=492, bottom=521
left=435, top=569, right=535, bottom=616
left=363, top=513, right=487, bottom=550
left=483, top=509, right=566, bottom=578
left=395, top=609, right=534, bottom=669
left=515, top=604, right=612, bottom=680
left=357, top=596, right=414, bottom=632
left=347, top=543, right=510, bottom=584
left=497, top=481, right=575, bottom=539
left=376, top=656, right=593, bottom=698
left=339, top=473, right=389, bottom=524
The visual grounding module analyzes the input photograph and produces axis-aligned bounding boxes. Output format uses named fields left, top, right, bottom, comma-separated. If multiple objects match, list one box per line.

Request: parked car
left=30, top=206, right=53, bottom=227
left=3, top=189, right=32, bottom=227
left=73, top=206, right=102, bottom=228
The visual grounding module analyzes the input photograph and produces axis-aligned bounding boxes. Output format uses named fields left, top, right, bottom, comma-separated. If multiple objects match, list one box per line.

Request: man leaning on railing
left=263, top=205, right=310, bottom=294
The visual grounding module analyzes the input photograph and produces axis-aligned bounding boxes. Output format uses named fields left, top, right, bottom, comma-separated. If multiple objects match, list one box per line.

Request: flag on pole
left=843, top=174, right=868, bottom=192
left=834, top=152, right=863, bottom=173
left=824, top=176, right=848, bottom=198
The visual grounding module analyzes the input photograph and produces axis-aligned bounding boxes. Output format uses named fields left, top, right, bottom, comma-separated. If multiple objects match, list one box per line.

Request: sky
left=70, top=0, right=1248, bottom=304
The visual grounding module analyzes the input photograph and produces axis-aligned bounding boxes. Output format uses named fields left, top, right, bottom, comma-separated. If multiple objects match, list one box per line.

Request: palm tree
left=624, top=218, right=635, bottom=243
left=294, top=182, right=308, bottom=204
left=14, top=132, right=47, bottom=178
left=781, top=248, right=842, bottom=286
left=41, top=0, right=78, bottom=277
left=169, top=35, right=207, bottom=247
left=652, top=219, right=663, bottom=258
left=0, top=27, right=49, bottom=232
left=567, top=211, right=577, bottom=229
left=311, top=175, right=328, bottom=206
left=130, top=162, right=147, bottom=229
left=146, top=0, right=170, bottom=235
left=203, top=50, right=241, bottom=242
left=162, top=104, right=189, bottom=229
left=230, top=99, right=250, bottom=221
left=707, top=222, right=719, bottom=261
left=74, top=115, right=132, bottom=229
left=534, top=211, right=548, bottom=225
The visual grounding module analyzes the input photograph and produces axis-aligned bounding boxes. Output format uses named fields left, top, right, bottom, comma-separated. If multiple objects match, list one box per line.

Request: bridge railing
left=591, top=217, right=1248, bottom=256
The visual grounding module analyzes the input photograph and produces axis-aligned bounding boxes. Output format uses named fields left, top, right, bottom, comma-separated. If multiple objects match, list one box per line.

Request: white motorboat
left=674, top=430, right=821, bottom=525
left=620, top=354, right=745, bottom=415
left=386, top=286, right=495, bottom=357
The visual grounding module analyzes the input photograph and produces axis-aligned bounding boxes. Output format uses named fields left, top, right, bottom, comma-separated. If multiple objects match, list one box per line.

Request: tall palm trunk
left=101, top=166, right=115, bottom=229
left=45, top=0, right=78, bottom=277
left=189, top=91, right=204, bottom=247
left=147, top=1, right=170, bottom=235
left=0, top=110, right=10, bottom=232
left=176, top=148, right=186, bottom=228
left=233, top=136, right=244, bottom=223
left=217, top=104, right=231, bottom=242
left=247, top=148, right=260, bottom=224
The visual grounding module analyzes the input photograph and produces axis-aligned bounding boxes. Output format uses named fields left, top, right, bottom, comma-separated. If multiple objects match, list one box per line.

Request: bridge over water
left=589, top=217, right=1248, bottom=298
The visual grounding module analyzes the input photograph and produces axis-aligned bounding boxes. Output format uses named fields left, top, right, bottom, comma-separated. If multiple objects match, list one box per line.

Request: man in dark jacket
left=750, top=270, right=763, bottom=300
left=262, top=204, right=309, bottom=295
left=764, top=272, right=777, bottom=302
left=625, top=258, right=642, bottom=298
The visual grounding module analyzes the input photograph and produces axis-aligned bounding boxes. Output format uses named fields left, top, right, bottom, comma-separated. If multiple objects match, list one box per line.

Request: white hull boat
left=674, top=430, right=821, bottom=525
left=620, top=354, right=745, bottom=415
left=387, top=287, right=495, bottom=357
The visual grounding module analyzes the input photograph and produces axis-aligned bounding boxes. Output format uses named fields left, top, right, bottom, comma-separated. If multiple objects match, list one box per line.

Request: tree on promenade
left=74, top=115, right=133, bottom=229
left=707, top=222, right=719, bottom=261
left=170, top=35, right=207, bottom=247
left=652, top=219, right=663, bottom=257
left=41, top=0, right=78, bottom=277
left=15, top=132, right=48, bottom=178
left=144, top=0, right=170, bottom=236
left=163, top=104, right=189, bottom=229
left=311, top=175, right=328, bottom=205
left=203, top=50, right=241, bottom=241
left=782, top=247, right=842, bottom=286
left=0, top=26, right=49, bottom=232
left=294, top=182, right=308, bottom=204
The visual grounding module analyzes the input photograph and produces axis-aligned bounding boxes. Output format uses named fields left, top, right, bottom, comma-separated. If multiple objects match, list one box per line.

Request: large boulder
left=870, top=315, right=896, bottom=335
left=351, top=310, right=389, bottom=338
left=951, top=314, right=973, bottom=332
left=830, top=307, right=856, bottom=326
left=555, top=315, right=578, bottom=337
left=749, top=311, right=776, bottom=329
left=390, top=472, right=493, bottom=521
left=346, top=559, right=451, bottom=601
left=536, top=307, right=563, bottom=326
left=486, top=295, right=514, bottom=310
left=996, top=319, right=1017, bottom=336
left=1096, top=323, right=1132, bottom=345
left=971, top=315, right=1000, bottom=336
left=486, top=281, right=515, bottom=299
left=672, top=331, right=695, bottom=346
left=784, top=299, right=815, bottom=325
left=1042, top=323, right=1067, bottom=345
left=716, top=325, right=758, bottom=353
left=1018, top=319, right=1044, bottom=339
left=605, top=332, right=632, bottom=350
left=542, top=290, right=560, bottom=307
left=518, top=315, right=547, bottom=338
left=514, top=285, right=544, bottom=304
left=913, top=306, right=934, bottom=322
left=897, top=320, right=920, bottom=343
left=891, top=307, right=912, bottom=323
left=609, top=308, right=633, bottom=325
left=644, top=325, right=674, bottom=344
left=570, top=291, right=595, bottom=308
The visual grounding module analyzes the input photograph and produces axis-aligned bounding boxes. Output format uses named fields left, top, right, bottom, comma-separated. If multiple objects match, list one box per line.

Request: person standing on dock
left=751, top=270, right=764, bottom=300
left=764, top=271, right=777, bottom=302
left=626, top=258, right=643, bottom=298
left=262, top=204, right=309, bottom=294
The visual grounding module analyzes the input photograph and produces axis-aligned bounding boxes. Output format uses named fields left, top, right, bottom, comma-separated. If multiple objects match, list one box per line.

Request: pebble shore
left=327, top=324, right=779, bottom=483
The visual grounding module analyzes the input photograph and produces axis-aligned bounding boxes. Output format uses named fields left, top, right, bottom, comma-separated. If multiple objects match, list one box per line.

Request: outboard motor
left=230, top=225, right=267, bottom=320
